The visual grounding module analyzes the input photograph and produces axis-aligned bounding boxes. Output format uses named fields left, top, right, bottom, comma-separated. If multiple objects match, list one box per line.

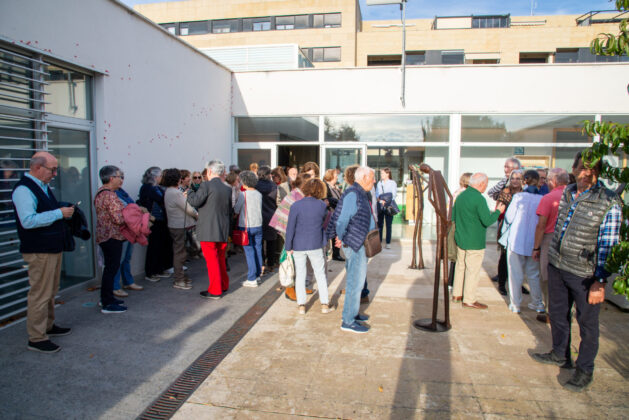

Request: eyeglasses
left=193, top=176, right=202, bottom=179
left=42, top=165, right=58, bottom=173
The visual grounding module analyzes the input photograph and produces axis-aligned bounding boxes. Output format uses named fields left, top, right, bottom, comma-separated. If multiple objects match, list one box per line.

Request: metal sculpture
left=408, top=164, right=426, bottom=269
left=413, top=163, right=453, bottom=333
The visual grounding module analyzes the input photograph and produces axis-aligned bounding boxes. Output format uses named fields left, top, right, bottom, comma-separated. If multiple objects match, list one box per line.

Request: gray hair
left=206, top=160, right=225, bottom=177
left=239, top=170, right=258, bottom=188
left=548, top=168, right=569, bottom=186
left=354, top=166, right=375, bottom=183
left=99, top=165, right=121, bottom=184
left=506, top=157, right=521, bottom=169
left=469, top=173, right=488, bottom=186
left=142, top=166, right=162, bottom=185
left=30, top=155, right=47, bottom=168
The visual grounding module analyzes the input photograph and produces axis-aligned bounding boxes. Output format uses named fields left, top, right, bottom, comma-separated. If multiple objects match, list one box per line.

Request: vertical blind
left=0, top=45, right=49, bottom=321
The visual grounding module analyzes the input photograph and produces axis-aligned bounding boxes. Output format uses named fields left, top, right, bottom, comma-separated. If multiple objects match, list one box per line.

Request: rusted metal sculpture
left=413, top=163, right=453, bottom=333
left=408, top=165, right=426, bottom=269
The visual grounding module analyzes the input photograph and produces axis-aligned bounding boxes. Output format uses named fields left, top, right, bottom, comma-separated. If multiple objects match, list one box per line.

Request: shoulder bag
left=232, top=192, right=249, bottom=246
left=364, top=197, right=382, bottom=258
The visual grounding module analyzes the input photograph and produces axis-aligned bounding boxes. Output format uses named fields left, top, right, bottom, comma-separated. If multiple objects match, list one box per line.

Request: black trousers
left=548, top=264, right=600, bottom=374
left=100, top=238, right=124, bottom=307
left=145, top=220, right=173, bottom=276
left=498, top=246, right=508, bottom=291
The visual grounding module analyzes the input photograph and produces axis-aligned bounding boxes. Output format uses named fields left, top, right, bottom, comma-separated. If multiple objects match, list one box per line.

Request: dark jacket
left=138, top=184, right=165, bottom=221
left=327, top=184, right=373, bottom=252
left=255, top=178, right=278, bottom=241
left=285, top=197, right=327, bottom=251
left=60, top=202, right=91, bottom=252
left=187, top=178, right=232, bottom=242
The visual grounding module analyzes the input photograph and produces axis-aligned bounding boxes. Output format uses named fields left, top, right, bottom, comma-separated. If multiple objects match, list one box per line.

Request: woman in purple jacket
left=285, top=179, right=335, bottom=315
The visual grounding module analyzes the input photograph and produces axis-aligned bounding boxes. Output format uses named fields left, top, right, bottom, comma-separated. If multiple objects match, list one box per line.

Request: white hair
left=206, top=160, right=225, bottom=176
left=506, top=157, right=521, bottom=169
left=354, top=166, right=374, bottom=183
left=469, top=173, right=488, bottom=186
left=548, top=168, right=569, bottom=185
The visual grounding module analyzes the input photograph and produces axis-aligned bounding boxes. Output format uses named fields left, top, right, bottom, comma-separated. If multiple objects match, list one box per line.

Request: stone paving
left=172, top=241, right=629, bottom=419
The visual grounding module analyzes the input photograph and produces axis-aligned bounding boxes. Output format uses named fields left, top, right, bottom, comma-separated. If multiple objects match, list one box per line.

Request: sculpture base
left=413, top=318, right=451, bottom=333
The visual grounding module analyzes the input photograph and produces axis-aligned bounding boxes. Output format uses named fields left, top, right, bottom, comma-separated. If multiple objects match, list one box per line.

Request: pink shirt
left=536, top=185, right=566, bottom=234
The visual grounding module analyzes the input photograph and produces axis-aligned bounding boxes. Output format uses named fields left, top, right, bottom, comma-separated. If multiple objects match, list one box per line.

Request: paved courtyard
left=1, top=241, right=628, bottom=419
left=172, top=241, right=629, bottom=419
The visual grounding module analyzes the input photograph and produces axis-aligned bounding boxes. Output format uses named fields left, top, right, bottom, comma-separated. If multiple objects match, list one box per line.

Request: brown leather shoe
left=452, top=296, right=462, bottom=303
left=284, top=286, right=297, bottom=301
left=306, top=288, right=314, bottom=295
left=463, top=301, right=488, bottom=310
left=536, top=313, right=550, bottom=324
left=360, top=296, right=369, bottom=304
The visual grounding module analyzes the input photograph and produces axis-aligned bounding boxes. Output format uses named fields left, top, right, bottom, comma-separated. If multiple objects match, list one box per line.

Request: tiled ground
left=173, top=240, right=629, bottom=419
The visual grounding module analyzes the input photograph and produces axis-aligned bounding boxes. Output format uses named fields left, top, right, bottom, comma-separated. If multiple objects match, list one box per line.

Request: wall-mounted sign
left=514, top=147, right=525, bottom=155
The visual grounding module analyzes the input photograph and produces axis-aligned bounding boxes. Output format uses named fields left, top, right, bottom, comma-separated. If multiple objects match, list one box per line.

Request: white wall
left=232, top=64, right=629, bottom=115
left=1, top=0, right=233, bottom=275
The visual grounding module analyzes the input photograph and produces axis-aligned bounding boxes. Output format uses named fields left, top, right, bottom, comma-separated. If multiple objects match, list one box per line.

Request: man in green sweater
left=452, top=173, right=505, bottom=309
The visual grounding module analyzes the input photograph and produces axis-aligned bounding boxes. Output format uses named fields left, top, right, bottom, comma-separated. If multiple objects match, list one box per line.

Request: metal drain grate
left=138, top=282, right=283, bottom=420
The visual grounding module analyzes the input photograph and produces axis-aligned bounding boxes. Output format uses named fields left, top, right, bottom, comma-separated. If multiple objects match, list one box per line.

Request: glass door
left=322, top=145, right=365, bottom=185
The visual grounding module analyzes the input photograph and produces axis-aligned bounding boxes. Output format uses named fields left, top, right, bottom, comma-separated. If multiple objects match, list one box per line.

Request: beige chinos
left=23, top=252, right=63, bottom=342
left=453, top=247, right=485, bottom=305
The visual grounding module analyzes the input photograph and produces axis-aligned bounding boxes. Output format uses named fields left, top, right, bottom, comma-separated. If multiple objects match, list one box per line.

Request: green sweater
left=453, top=187, right=500, bottom=250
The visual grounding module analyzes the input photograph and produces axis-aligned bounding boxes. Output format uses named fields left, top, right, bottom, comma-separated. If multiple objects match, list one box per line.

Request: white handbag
left=279, top=253, right=295, bottom=287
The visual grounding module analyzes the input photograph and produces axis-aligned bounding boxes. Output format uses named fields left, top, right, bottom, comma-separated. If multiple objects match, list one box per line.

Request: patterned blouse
left=94, top=187, right=126, bottom=244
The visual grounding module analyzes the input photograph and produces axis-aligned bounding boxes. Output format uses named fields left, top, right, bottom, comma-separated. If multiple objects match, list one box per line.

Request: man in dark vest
left=12, top=152, right=75, bottom=353
left=330, top=166, right=375, bottom=334
left=532, top=152, right=621, bottom=392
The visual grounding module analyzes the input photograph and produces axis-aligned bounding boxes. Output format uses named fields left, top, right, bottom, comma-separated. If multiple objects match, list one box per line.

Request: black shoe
left=498, top=287, right=508, bottom=296
left=27, top=340, right=60, bottom=353
left=355, top=313, right=370, bottom=321
left=98, top=298, right=124, bottom=307
left=531, top=351, right=574, bottom=369
left=522, top=286, right=530, bottom=295
left=332, top=256, right=345, bottom=262
left=46, top=325, right=71, bottom=337
left=200, top=291, right=221, bottom=300
left=491, top=275, right=499, bottom=283
left=563, top=368, right=593, bottom=392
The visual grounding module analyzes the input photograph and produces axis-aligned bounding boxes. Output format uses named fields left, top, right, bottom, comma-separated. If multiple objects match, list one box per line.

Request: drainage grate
left=138, top=282, right=283, bottom=420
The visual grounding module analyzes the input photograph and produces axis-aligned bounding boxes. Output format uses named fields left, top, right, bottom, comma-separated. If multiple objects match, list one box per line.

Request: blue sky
left=120, top=0, right=618, bottom=20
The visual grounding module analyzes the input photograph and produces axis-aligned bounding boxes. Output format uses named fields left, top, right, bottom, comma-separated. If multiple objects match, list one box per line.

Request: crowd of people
left=451, top=153, right=621, bottom=392
left=12, top=150, right=622, bottom=392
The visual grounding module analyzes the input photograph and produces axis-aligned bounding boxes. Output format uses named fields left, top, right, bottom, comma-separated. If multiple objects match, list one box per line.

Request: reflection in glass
left=0, top=50, right=33, bottom=110
left=461, top=115, right=593, bottom=143
left=48, top=127, right=94, bottom=288
left=324, top=115, right=449, bottom=142
left=325, top=148, right=361, bottom=185
left=44, top=65, right=92, bottom=120
left=237, top=117, right=319, bottom=142
left=238, top=149, right=272, bottom=170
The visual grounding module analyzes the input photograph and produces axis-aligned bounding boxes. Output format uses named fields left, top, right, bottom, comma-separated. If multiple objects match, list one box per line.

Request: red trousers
left=200, top=241, right=229, bottom=296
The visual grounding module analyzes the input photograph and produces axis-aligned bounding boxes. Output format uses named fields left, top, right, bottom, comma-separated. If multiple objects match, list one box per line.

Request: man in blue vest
left=532, top=152, right=621, bottom=391
left=332, top=166, right=376, bottom=334
left=12, top=152, right=75, bottom=353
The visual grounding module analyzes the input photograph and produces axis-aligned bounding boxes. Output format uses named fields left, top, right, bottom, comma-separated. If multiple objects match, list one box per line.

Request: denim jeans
left=341, top=245, right=367, bottom=325
left=377, top=211, right=393, bottom=244
left=293, top=248, right=329, bottom=305
left=243, top=226, right=263, bottom=281
left=113, top=241, right=134, bottom=290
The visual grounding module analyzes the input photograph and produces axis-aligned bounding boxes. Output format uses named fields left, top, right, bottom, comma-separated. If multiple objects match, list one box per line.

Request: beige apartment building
left=135, top=0, right=627, bottom=68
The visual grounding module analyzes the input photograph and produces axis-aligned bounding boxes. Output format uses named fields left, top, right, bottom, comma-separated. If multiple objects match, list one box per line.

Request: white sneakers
left=113, top=289, right=128, bottom=297
left=242, top=279, right=259, bottom=288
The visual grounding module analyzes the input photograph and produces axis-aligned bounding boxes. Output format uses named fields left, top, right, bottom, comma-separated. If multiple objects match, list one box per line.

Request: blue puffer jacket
left=326, top=183, right=372, bottom=252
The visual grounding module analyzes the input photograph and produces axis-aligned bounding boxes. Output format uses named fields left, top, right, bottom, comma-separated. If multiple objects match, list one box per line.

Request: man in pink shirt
left=532, top=168, right=569, bottom=323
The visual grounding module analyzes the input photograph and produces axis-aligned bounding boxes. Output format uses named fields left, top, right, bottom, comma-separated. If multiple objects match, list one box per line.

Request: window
left=441, top=50, right=464, bottom=65
left=276, top=16, right=295, bottom=30
left=243, top=17, right=271, bottom=31
left=160, top=23, right=177, bottom=35
left=313, top=13, right=341, bottom=28
left=180, top=21, right=209, bottom=36
left=519, top=52, right=550, bottom=63
left=325, top=115, right=449, bottom=142
left=368, top=55, right=401, bottom=66
left=406, top=51, right=425, bottom=65
left=555, top=48, right=579, bottom=63
left=306, top=47, right=341, bottom=63
left=236, top=117, right=320, bottom=142
left=295, top=15, right=309, bottom=29
left=45, top=65, right=92, bottom=120
left=253, top=20, right=271, bottom=31
left=471, top=15, right=509, bottom=28
left=212, top=19, right=238, bottom=33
